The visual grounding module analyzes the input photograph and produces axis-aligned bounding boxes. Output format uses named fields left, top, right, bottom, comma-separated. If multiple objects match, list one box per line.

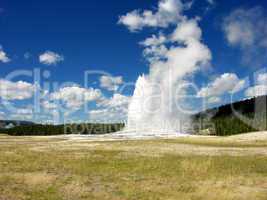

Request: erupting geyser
left=120, top=0, right=212, bottom=136
left=124, top=19, right=212, bottom=136
left=126, top=74, right=186, bottom=135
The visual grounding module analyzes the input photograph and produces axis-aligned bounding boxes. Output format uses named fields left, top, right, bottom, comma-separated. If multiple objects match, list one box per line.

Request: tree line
left=0, top=123, right=125, bottom=136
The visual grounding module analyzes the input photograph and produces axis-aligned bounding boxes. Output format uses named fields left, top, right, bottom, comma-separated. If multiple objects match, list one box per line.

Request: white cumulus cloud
left=39, top=51, right=64, bottom=65
left=0, top=79, right=36, bottom=100
left=90, top=93, right=131, bottom=122
left=0, top=46, right=10, bottom=63
left=97, top=93, right=130, bottom=108
left=140, top=33, right=167, bottom=47
left=149, top=19, right=211, bottom=80
left=245, top=72, right=267, bottom=97
left=256, top=73, right=267, bottom=85
left=245, top=85, right=267, bottom=98
left=14, top=107, right=33, bottom=115
left=41, top=101, right=58, bottom=110
left=223, top=7, right=267, bottom=66
left=50, top=86, right=102, bottom=109
left=197, top=73, right=246, bottom=98
left=118, top=0, right=186, bottom=32
left=99, top=75, right=124, bottom=91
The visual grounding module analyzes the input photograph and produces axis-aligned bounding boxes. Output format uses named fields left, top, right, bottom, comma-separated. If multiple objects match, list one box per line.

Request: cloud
left=41, top=101, right=58, bottom=110
left=89, top=109, right=110, bottom=121
left=14, top=108, right=33, bottom=115
left=118, top=0, right=186, bottom=32
left=245, top=85, right=267, bottom=98
left=140, top=33, right=167, bottom=47
left=171, top=19, right=202, bottom=42
left=0, top=46, right=10, bottom=63
left=89, top=107, right=127, bottom=123
left=149, top=19, right=211, bottom=79
left=245, top=72, right=267, bottom=97
left=143, top=45, right=168, bottom=63
left=0, top=111, right=4, bottom=120
left=90, top=93, right=130, bottom=122
left=256, top=73, right=267, bottom=85
left=5, top=105, right=34, bottom=120
left=197, top=73, right=245, bottom=98
left=141, top=18, right=211, bottom=67
left=99, top=75, right=124, bottom=91
left=97, top=93, right=130, bottom=108
left=39, top=51, right=64, bottom=65
left=207, top=96, right=221, bottom=104
left=9, top=114, right=34, bottom=121
left=50, top=86, right=102, bottom=109
left=140, top=33, right=168, bottom=63
left=206, top=0, right=215, bottom=5
left=24, top=52, right=32, bottom=60
left=0, top=79, right=36, bottom=100
left=223, top=7, right=267, bottom=67
left=223, top=9, right=256, bottom=47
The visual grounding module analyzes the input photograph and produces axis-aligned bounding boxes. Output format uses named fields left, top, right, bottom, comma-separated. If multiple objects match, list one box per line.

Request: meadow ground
left=0, top=132, right=267, bottom=200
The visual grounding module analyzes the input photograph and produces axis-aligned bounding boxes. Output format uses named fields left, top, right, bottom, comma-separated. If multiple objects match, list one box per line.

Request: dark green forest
left=0, top=123, right=125, bottom=136
left=193, top=95, right=267, bottom=136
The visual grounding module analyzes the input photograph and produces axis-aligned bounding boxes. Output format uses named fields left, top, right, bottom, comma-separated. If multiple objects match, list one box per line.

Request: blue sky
left=0, top=0, right=267, bottom=123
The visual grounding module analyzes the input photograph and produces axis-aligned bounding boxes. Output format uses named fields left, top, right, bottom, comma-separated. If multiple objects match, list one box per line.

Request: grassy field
left=0, top=134, right=267, bottom=200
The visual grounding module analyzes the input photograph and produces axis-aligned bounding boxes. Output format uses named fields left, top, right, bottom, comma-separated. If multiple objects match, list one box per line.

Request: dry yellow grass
left=0, top=133, right=267, bottom=200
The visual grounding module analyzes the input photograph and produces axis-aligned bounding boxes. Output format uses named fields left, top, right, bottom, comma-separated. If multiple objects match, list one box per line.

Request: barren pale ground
left=0, top=132, right=267, bottom=200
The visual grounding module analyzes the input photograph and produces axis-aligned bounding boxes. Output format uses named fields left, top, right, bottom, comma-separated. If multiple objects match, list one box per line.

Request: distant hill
left=195, top=95, right=267, bottom=120
left=193, top=95, right=267, bottom=136
left=0, top=120, right=35, bottom=129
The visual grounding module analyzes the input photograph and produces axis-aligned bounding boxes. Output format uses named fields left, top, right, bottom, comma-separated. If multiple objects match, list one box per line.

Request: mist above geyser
left=119, top=0, right=212, bottom=135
